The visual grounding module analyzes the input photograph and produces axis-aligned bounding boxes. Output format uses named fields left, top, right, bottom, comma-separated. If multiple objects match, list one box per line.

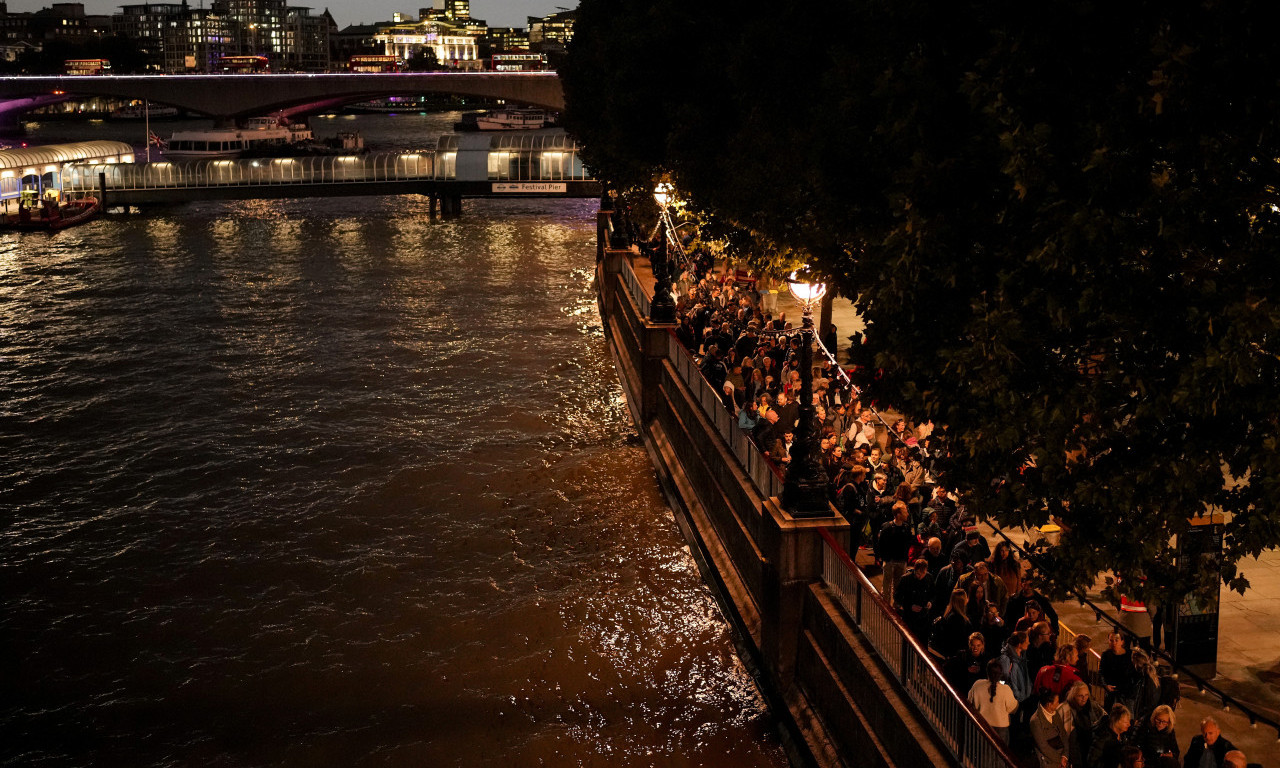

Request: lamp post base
left=781, top=476, right=831, bottom=518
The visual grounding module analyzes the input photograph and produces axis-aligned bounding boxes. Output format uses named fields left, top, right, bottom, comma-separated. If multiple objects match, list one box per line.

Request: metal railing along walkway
left=615, top=250, right=1019, bottom=767
left=819, top=529, right=1022, bottom=768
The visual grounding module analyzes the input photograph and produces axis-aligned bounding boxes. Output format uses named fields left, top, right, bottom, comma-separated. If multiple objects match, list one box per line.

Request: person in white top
left=968, top=658, right=1019, bottom=743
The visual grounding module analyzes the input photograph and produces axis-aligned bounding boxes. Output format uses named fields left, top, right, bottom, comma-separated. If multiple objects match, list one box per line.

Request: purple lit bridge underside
left=0, top=72, right=565, bottom=130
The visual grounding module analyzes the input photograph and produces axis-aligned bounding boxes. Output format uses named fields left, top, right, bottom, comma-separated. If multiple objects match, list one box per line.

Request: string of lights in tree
left=655, top=185, right=916, bottom=448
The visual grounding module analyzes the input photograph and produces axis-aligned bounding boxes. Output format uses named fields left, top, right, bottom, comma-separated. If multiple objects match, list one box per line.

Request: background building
left=372, top=1, right=485, bottom=71
left=528, top=9, right=573, bottom=55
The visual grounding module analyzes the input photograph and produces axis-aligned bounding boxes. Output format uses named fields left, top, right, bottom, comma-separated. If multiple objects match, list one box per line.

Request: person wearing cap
left=720, top=380, right=738, bottom=416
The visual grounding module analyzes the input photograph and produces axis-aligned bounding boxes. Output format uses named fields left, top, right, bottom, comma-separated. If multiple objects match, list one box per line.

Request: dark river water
left=0, top=113, right=788, bottom=767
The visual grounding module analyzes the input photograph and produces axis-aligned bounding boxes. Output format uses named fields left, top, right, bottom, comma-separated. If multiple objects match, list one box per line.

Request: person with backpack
left=834, top=464, right=869, bottom=552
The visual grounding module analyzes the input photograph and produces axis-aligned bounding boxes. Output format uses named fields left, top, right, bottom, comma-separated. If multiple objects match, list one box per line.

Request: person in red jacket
left=1033, top=643, right=1082, bottom=698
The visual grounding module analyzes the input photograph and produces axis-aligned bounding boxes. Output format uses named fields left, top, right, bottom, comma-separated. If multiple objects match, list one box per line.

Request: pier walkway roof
left=0, top=141, right=134, bottom=172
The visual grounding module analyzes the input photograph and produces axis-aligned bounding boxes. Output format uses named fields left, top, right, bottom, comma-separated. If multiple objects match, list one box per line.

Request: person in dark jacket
left=876, top=502, right=916, bottom=606
left=834, top=464, right=870, bottom=552
left=1066, top=681, right=1106, bottom=768
left=1089, top=704, right=1132, bottom=768
left=932, top=552, right=971, bottom=619
left=930, top=589, right=973, bottom=660
left=1137, top=705, right=1179, bottom=766
left=1026, top=620, right=1056, bottom=682
left=699, top=344, right=728, bottom=391
left=921, top=536, right=949, bottom=576
left=751, top=408, right=780, bottom=449
left=865, top=472, right=896, bottom=551
left=1182, top=717, right=1236, bottom=768
left=950, top=528, right=991, bottom=567
left=1005, top=576, right=1061, bottom=635
left=894, top=558, right=934, bottom=641
left=943, top=631, right=990, bottom=694
left=1100, top=631, right=1138, bottom=710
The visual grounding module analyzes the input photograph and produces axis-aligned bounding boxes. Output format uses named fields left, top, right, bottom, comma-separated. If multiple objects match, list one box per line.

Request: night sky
left=2, top=0, right=577, bottom=29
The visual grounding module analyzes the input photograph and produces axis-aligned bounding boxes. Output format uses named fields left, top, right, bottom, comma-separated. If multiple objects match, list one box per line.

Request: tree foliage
left=563, top=0, right=1280, bottom=605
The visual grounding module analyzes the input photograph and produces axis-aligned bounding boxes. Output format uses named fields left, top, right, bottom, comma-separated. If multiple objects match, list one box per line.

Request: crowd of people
left=661, top=252, right=1260, bottom=768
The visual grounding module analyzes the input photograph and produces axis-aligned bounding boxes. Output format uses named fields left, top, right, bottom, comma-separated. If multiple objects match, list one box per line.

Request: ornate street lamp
left=781, top=269, right=831, bottom=517
left=649, top=182, right=677, bottom=324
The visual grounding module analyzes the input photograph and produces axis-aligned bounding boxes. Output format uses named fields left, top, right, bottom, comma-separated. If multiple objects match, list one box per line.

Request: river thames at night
left=0, top=114, right=788, bottom=767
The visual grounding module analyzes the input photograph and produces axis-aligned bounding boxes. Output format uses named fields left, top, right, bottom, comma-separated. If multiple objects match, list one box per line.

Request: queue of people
left=661, top=250, right=1260, bottom=768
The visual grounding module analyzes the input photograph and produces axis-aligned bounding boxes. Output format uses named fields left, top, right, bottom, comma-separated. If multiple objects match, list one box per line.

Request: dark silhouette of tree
left=563, top=0, right=1280, bottom=606
left=403, top=47, right=439, bottom=72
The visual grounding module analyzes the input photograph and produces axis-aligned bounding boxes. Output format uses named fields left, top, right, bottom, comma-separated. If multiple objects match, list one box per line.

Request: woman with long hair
left=930, top=589, right=972, bottom=660
left=967, top=658, right=1018, bottom=743
left=988, top=541, right=1022, bottom=597
left=964, top=580, right=988, bottom=626
left=1130, top=648, right=1162, bottom=722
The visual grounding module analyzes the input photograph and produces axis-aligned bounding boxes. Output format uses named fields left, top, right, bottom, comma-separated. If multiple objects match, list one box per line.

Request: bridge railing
left=617, top=248, right=785, bottom=503
left=818, top=528, right=1022, bottom=768
left=610, top=240, right=1016, bottom=768
left=61, top=152, right=436, bottom=192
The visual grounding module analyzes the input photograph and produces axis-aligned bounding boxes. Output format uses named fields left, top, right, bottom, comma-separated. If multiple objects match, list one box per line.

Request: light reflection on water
left=0, top=175, right=788, bottom=766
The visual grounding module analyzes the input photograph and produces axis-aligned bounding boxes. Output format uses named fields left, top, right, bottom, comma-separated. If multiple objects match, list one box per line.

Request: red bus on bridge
left=64, top=59, right=110, bottom=76
left=348, top=55, right=401, bottom=73
left=218, top=55, right=270, bottom=74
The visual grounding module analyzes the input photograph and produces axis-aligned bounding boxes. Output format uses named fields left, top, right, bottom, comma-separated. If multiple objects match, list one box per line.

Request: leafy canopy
left=563, top=0, right=1280, bottom=605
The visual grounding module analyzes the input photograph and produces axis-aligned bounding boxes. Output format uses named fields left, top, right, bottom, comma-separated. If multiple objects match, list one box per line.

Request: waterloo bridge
left=0, top=72, right=565, bottom=133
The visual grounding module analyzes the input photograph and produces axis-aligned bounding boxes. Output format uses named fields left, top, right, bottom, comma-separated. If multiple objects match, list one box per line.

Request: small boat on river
left=457, top=108, right=553, bottom=131
left=163, top=116, right=315, bottom=161
left=110, top=103, right=183, bottom=120
left=3, top=196, right=101, bottom=231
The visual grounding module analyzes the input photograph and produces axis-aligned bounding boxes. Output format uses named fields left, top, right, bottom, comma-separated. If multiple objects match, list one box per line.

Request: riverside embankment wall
left=594, top=212, right=957, bottom=768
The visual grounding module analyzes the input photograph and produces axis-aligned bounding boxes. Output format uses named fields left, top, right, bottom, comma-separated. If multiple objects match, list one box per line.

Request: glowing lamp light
left=653, top=181, right=673, bottom=208
left=786, top=269, right=827, bottom=307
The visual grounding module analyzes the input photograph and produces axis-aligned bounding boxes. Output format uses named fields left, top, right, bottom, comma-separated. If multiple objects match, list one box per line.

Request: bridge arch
left=0, top=73, right=564, bottom=125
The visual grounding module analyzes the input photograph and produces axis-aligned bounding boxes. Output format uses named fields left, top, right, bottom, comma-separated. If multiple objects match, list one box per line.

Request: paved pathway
left=981, top=525, right=1280, bottom=764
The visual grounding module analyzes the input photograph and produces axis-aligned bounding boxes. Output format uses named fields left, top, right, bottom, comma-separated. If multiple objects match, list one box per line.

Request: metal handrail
left=611, top=241, right=1021, bottom=763
left=988, top=523, right=1280, bottom=739
left=818, top=527, right=1023, bottom=768
left=663, top=326, right=784, bottom=499
left=619, top=255, right=650, bottom=317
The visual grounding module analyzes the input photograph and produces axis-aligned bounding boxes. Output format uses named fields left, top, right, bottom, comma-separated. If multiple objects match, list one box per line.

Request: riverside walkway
left=648, top=241, right=1277, bottom=765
